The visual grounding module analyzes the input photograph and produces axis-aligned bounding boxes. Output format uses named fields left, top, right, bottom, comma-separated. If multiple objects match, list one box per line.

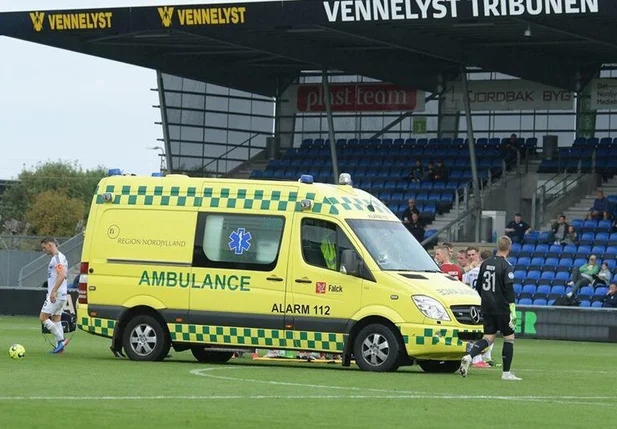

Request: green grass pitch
left=1, top=316, right=614, bottom=429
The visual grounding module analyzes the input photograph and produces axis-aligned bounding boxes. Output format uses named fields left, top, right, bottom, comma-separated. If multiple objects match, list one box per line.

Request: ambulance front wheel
left=191, top=347, right=233, bottom=363
left=122, top=314, right=171, bottom=361
left=353, top=324, right=401, bottom=372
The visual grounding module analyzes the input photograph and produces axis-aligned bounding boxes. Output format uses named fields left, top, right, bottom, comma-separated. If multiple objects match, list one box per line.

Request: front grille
left=451, top=305, right=483, bottom=325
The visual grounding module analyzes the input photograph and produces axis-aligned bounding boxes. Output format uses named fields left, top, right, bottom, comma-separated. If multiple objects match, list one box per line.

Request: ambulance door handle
left=267, top=276, right=284, bottom=282
left=295, top=278, right=312, bottom=284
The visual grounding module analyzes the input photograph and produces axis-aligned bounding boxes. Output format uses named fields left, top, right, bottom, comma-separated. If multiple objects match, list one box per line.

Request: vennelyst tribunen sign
left=323, top=0, right=599, bottom=22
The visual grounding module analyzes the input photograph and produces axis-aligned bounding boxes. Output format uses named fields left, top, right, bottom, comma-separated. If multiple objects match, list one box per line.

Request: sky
left=0, top=0, right=284, bottom=180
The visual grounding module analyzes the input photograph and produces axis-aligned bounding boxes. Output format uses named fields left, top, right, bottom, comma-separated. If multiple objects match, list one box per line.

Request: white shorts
left=41, top=298, right=67, bottom=316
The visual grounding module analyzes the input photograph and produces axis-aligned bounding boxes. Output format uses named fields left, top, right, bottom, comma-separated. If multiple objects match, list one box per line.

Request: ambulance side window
left=193, top=213, right=285, bottom=271
left=301, top=218, right=354, bottom=272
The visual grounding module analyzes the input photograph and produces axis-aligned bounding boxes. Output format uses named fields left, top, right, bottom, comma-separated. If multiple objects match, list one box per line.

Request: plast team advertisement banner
left=446, top=80, right=574, bottom=111
left=296, top=83, right=425, bottom=112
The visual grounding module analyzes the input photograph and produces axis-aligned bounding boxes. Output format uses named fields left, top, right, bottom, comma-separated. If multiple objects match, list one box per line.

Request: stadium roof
left=1, top=0, right=616, bottom=96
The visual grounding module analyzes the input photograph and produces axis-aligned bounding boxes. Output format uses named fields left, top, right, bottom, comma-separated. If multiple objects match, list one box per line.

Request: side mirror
left=340, top=249, right=361, bottom=276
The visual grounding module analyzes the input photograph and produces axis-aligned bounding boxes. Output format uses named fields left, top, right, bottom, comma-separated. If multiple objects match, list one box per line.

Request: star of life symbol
left=229, top=228, right=251, bottom=255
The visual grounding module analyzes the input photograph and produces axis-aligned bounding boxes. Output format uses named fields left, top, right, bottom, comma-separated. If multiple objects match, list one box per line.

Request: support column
left=322, top=70, right=339, bottom=183
left=460, top=66, right=482, bottom=242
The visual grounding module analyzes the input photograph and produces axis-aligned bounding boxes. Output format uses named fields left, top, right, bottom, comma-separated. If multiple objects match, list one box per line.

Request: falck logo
left=30, top=12, right=45, bottom=32
left=469, top=306, right=481, bottom=324
left=315, top=282, right=326, bottom=294
left=158, top=6, right=174, bottom=28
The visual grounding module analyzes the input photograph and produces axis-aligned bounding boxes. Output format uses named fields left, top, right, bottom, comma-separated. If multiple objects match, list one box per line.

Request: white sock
left=483, top=343, right=494, bottom=360
left=55, top=322, right=65, bottom=342
left=44, top=319, right=64, bottom=343
left=472, top=355, right=482, bottom=364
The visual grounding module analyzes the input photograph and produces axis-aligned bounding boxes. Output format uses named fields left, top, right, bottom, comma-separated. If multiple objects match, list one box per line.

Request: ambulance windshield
left=347, top=220, right=439, bottom=272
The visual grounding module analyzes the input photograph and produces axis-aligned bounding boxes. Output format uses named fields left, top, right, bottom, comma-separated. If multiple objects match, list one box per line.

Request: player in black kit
left=459, top=236, right=522, bottom=381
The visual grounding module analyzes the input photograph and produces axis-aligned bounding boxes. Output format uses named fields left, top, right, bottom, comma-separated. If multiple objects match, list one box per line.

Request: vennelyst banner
left=28, top=10, right=115, bottom=32
left=445, top=79, right=574, bottom=111
left=297, top=83, right=425, bottom=112
left=323, top=0, right=600, bottom=22
left=590, top=78, right=617, bottom=110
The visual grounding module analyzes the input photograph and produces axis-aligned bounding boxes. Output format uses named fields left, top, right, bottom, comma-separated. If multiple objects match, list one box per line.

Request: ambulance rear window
left=192, top=213, right=284, bottom=271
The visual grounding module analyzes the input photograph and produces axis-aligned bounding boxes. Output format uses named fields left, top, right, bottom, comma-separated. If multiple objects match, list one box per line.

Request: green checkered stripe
left=94, top=184, right=387, bottom=216
left=78, top=317, right=116, bottom=337
left=169, top=323, right=346, bottom=352
left=408, top=328, right=481, bottom=347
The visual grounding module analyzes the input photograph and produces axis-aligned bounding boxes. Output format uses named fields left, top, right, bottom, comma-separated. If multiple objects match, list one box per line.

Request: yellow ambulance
left=77, top=172, right=482, bottom=372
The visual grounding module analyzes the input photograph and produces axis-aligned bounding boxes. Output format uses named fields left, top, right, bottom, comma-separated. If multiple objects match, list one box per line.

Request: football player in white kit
left=463, top=250, right=496, bottom=367
left=39, top=237, right=70, bottom=354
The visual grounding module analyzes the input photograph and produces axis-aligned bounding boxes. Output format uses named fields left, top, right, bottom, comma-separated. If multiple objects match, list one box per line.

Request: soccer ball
left=9, top=344, right=26, bottom=359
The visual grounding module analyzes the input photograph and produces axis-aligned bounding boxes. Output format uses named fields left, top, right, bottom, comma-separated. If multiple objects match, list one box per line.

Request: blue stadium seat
left=573, top=258, right=587, bottom=267
left=547, top=245, right=563, bottom=256
left=537, top=232, right=550, bottom=244
left=582, top=220, right=598, bottom=233
left=607, top=246, right=617, bottom=256
left=513, top=283, right=523, bottom=294
left=577, top=286, right=594, bottom=301
left=535, top=285, right=552, bottom=298
left=571, top=219, right=584, bottom=230
left=594, top=232, right=609, bottom=245
left=551, top=285, right=566, bottom=296
left=544, top=257, right=559, bottom=268
left=579, top=232, right=595, bottom=246
left=532, top=299, right=548, bottom=306
left=591, top=245, right=606, bottom=255
left=580, top=300, right=591, bottom=307
left=530, top=257, right=545, bottom=268
left=592, top=301, right=603, bottom=308
left=526, top=270, right=541, bottom=280
left=519, top=298, right=533, bottom=306
left=515, top=257, right=531, bottom=271
left=523, top=231, right=540, bottom=244
left=508, top=256, right=518, bottom=266
left=594, top=286, right=609, bottom=296
left=511, top=243, right=522, bottom=253
left=605, top=259, right=617, bottom=271
left=540, top=271, right=555, bottom=281
left=597, top=220, right=613, bottom=233
left=535, top=244, right=549, bottom=256
left=575, top=245, right=592, bottom=259
left=555, top=271, right=571, bottom=282
left=514, top=270, right=527, bottom=281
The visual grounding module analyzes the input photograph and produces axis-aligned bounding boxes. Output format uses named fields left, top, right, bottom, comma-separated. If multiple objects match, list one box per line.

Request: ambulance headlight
left=338, top=173, right=352, bottom=186
left=412, top=295, right=450, bottom=321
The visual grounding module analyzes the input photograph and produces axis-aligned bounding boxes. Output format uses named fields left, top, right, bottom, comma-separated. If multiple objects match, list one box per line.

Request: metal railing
left=531, top=171, right=590, bottom=229
left=17, top=233, right=84, bottom=288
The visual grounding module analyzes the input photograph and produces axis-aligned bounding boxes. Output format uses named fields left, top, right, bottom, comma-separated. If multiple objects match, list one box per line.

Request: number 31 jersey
left=477, top=256, right=515, bottom=315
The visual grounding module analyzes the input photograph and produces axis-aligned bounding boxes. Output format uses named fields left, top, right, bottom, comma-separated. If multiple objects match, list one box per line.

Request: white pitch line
left=188, top=367, right=612, bottom=406
left=0, top=395, right=610, bottom=407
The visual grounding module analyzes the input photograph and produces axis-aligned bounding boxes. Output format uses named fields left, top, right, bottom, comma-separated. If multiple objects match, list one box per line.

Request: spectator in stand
left=402, top=199, right=420, bottom=230
left=548, top=215, right=569, bottom=244
left=602, top=283, right=617, bottom=308
left=501, top=133, right=519, bottom=166
left=435, top=245, right=462, bottom=281
left=425, top=161, right=435, bottom=182
left=567, top=255, right=600, bottom=297
left=433, top=160, right=448, bottom=181
left=561, top=225, right=578, bottom=245
left=505, top=213, right=531, bottom=244
left=588, top=190, right=612, bottom=220
left=593, top=262, right=612, bottom=287
left=406, top=212, right=425, bottom=243
left=408, top=159, right=424, bottom=182
left=457, top=250, right=468, bottom=271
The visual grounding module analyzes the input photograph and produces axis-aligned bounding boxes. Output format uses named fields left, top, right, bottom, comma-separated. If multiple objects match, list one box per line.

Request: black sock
left=502, top=341, right=514, bottom=372
left=469, top=339, right=490, bottom=358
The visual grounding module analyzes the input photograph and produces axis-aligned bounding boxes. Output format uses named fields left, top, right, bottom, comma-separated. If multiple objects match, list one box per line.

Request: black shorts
left=483, top=313, right=514, bottom=336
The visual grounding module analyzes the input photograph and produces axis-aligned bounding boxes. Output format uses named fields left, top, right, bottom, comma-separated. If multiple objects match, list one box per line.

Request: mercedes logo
left=469, top=306, right=481, bottom=324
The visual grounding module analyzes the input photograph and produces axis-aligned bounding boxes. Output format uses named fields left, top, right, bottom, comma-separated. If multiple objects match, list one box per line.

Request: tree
left=0, top=161, right=107, bottom=228
left=25, top=190, right=85, bottom=237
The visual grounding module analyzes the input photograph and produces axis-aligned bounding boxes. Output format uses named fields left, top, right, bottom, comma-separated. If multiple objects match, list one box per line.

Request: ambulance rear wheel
left=123, top=315, right=170, bottom=362
left=191, top=348, right=233, bottom=363
left=353, top=324, right=401, bottom=372
left=418, top=360, right=461, bottom=373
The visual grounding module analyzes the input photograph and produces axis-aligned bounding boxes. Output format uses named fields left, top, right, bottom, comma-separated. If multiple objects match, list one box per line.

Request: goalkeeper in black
left=460, top=236, right=521, bottom=381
